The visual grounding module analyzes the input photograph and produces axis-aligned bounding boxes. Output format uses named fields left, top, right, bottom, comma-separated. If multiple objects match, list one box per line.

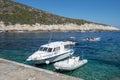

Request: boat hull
left=31, top=51, right=74, bottom=64
left=54, top=59, right=88, bottom=71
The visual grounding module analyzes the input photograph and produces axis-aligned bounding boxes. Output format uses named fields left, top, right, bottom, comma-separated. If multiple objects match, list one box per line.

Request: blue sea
left=0, top=31, right=120, bottom=80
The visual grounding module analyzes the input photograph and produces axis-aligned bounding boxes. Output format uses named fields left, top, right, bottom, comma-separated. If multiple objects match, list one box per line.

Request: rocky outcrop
left=0, top=21, right=119, bottom=32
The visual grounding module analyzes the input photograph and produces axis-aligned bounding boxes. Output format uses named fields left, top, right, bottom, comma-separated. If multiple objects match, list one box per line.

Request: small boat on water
left=84, top=37, right=101, bottom=42
left=0, top=30, right=4, bottom=33
left=26, top=41, right=75, bottom=64
left=54, top=56, right=88, bottom=71
left=65, top=36, right=78, bottom=45
left=15, top=30, right=24, bottom=33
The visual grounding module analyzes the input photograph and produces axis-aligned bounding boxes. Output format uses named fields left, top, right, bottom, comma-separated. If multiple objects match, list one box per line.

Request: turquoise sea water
left=0, top=31, right=120, bottom=80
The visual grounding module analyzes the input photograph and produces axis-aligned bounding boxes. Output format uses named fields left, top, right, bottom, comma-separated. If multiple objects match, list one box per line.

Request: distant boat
left=26, top=41, right=75, bottom=64
left=54, top=56, right=88, bottom=71
left=80, top=30, right=86, bottom=33
left=0, top=30, right=4, bottom=33
left=15, top=30, right=24, bottom=33
left=83, top=37, right=101, bottom=42
left=65, top=36, right=78, bottom=45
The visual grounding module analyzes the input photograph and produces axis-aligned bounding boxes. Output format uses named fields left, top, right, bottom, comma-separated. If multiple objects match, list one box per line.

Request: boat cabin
left=39, top=41, right=74, bottom=53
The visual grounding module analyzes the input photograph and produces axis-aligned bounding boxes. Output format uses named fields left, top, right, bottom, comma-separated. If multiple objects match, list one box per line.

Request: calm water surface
left=0, top=31, right=120, bottom=80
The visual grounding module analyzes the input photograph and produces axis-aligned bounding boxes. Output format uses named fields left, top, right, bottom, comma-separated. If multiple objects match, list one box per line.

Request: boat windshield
left=39, top=47, right=53, bottom=52
left=64, top=44, right=73, bottom=50
left=47, top=48, right=52, bottom=52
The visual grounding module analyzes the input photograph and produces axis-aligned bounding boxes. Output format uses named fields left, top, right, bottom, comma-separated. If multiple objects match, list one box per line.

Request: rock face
left=0, top=21, right=119, bottom=32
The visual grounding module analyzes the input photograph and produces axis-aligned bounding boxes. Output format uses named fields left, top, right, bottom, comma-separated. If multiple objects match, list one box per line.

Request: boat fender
left=46, top=61, right=50, bottom=64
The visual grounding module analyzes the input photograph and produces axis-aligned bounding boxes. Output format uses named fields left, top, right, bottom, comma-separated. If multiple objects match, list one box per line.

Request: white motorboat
left=84, top=37, right=101, bottom=42
left=0, top=30, right=4, bottom=33
left=65, top=36, right=78, bottom=45
left=15, top=30, right=24, bottom=33
left=26, top=41, right=74, bottom=64
left=54, top=56, right=88, bottom=71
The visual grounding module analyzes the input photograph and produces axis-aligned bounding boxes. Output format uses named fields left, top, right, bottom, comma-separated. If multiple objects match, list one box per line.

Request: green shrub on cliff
left=0, top=0, right=90, bottom=25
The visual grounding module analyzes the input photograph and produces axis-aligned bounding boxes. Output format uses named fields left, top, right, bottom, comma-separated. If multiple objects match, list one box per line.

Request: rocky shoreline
left=0, top=21, right=119, bottom=32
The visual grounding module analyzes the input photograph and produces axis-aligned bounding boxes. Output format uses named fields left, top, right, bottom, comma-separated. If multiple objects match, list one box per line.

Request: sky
left=13, top=0, right=120, bottom=28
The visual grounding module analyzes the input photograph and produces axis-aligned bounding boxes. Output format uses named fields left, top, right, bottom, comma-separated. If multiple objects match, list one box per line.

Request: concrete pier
left=0, top=58, right=82, bottom=80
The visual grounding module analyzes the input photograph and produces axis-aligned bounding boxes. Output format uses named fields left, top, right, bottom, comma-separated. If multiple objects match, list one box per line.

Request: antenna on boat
left=48, top=32, right=53, bottom=43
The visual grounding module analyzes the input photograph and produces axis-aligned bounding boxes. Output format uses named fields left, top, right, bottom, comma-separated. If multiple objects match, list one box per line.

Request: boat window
left=39, top=47, right=44, bottom=51
left=64, top=45, right=71, bottom=50
left=39, top=47, right=53, bottom=52
left=47, top=48, right=53, bottom=52
left=53, top=47, right=60, bottom=52
left=43, top=47, right=48, bottom=51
